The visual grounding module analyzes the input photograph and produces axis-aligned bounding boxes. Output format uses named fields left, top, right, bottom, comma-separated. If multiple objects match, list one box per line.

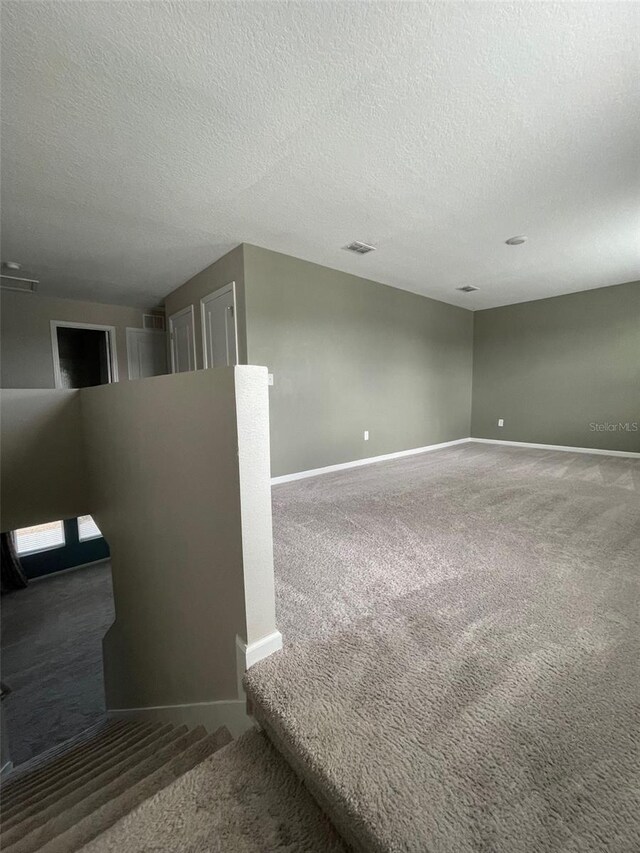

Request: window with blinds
left=78, top=515, right=102, bottom=541
left=14, top=521, right=66, bottom=556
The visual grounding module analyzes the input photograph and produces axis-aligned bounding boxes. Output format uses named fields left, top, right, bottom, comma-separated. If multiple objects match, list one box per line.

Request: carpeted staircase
left=0, top=719, right=232, bottom=853
left=1, top=718, right=348, bottom=853
left=78, top=727, right=347, bottom=853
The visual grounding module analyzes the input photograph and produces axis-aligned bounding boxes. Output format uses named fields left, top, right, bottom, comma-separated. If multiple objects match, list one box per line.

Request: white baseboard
left=107, top=699, right=253, bottom=739
left=469, top=438, right=639, bottom=459
left=235, top=631, right=283, bottom=699
left=271, top=438, right=471, bottom=484
left=271, top=437, right=637, bottom=486
left=236, top=631, right=283, bottom=669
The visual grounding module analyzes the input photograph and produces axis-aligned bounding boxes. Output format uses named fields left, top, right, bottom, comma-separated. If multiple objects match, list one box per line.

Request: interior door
left=201, top=284, right=238, bottom=368
left=168, top=306, right=196, bottom=373
left=126, top=328, right=168, bottom=379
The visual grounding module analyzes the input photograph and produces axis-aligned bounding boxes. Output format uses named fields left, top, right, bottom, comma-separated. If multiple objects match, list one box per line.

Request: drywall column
left=79, top=366, right=279, bottom=727
left=234, top=366, right=281, bottom=679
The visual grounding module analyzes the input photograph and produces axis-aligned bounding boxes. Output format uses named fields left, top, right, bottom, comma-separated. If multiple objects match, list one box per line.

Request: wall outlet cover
left=498, top=418, right=504, bottom=427
left=268, top=374, right=274, bottom=386
left=364, top=430, right=369, bottom=441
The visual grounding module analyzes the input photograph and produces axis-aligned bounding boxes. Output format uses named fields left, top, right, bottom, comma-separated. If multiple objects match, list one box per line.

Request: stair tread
left=2, top=724, right=159, bottom=814
left=30, top=727, right=230, bottom=853
left=2, top=723, right=155, bottom=815
left=2, top=726, right=210, bottom=853
left=77, top=729, right=346, bottom=853
left=2, top=722, right=127, bottom=798
left=1, top=721, right=118, bottom=789
left=2, top=724, right=180, bottom=838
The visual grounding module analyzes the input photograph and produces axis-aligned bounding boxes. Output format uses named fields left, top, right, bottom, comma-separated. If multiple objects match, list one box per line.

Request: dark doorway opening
left=56, top=326, right=112, bottom=388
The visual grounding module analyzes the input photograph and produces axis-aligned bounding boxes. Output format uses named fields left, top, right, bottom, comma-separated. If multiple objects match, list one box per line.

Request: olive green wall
left=243, top=245, right=474, bottom=477
left=471, top=281, right=640, bottom=453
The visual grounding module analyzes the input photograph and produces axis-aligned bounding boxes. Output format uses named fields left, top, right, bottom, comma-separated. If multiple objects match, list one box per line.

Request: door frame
left=50, top=320, right=119, bottom=389
left=125, top=327, right=167, bottom=380
left=168, top=304, right=197, bottom=373
left=200, top=282, right=238, bottom=369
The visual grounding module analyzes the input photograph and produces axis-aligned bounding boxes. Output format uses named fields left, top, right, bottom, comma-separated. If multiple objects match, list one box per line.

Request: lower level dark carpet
left=1, top=563, right=114, bottom=766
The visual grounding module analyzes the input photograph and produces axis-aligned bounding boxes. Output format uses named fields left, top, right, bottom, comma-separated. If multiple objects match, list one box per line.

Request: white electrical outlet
left=364, top=430, right=369, bottom=441
left=268, top=374, right=274, bottom=386
left=497, top=418, right=504, bottom=427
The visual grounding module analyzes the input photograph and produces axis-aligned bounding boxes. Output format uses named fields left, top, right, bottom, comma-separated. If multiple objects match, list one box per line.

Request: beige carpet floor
left=246, top=443, right=640, bottom=853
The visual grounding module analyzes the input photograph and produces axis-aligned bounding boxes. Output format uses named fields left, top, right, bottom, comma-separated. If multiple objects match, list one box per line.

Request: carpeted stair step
left=34, top=726, right=232, bottom=853
left=250, top=691, right=364, bottom=851
left=1, top=721, right=127, bottom=792
left=2, top=725, right=196, bottom=853
left=2, top=723, right=166, bottom=823
left=3, top=725, right=231, bottom=853
left=1, top=723, right=181, bottom=839
left=78, top=728, right=347, bottom=853
left=1, top=721, right=154, bottom=811
left=1, top=721, right=142, bottom=804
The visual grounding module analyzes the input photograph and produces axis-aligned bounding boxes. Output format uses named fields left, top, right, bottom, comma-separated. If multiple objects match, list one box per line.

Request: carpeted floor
left=246, top=443, right=640, bottom=853
left=1, top=563, right=114, bottom=766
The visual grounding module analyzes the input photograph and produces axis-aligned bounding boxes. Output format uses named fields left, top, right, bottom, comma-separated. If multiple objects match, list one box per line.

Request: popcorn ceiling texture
left=246, top=443, right=640, bottom=853
left=2, top=2, right=639, bottom=309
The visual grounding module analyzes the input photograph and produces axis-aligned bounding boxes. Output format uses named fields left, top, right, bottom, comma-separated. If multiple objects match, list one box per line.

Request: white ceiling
left=1, top=1, right=639, bottom=310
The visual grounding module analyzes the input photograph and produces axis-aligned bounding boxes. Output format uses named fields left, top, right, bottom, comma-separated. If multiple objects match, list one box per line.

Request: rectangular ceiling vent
left=457, top=285, right=479, bottom=293
left=143, top=313, right=165, bottom=331
left=343, top=241, right=377, bottom=255
left=0, top=275, right=38, bottom=293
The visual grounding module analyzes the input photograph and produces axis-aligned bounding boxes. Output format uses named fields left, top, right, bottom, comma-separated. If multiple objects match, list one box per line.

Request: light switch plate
left=268, top=374, right=274, bottom=386
left=497, top=418, right=504, bottom=427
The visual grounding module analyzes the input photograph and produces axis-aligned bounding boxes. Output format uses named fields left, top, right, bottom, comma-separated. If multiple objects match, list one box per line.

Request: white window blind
left=14, top=521, right=65, bottom=556
left=78, top=515, right=102, bottom=541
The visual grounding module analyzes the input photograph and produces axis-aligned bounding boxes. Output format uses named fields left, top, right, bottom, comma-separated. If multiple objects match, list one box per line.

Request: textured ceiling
left=1, top=1, right=639, bottom=310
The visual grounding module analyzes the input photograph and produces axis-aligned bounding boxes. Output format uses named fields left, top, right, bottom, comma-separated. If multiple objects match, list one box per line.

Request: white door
left=126, top=328, right=168, bottom=380
left=201, top=283, right=238, bottom=368
left=169, top=305, right=197, bottom=373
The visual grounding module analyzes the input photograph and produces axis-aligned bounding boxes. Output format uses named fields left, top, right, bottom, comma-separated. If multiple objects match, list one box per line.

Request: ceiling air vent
left=143, top=313, right=165, bottom=331
left=0, top=275, right=38, bottom=293
left=457, top=285, right=479, bottom=293
left=343, top=241, right=377, bottom=255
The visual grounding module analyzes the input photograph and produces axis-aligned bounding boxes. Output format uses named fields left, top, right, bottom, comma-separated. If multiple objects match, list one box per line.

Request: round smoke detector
left=505, top=236, right=527, bottom=245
